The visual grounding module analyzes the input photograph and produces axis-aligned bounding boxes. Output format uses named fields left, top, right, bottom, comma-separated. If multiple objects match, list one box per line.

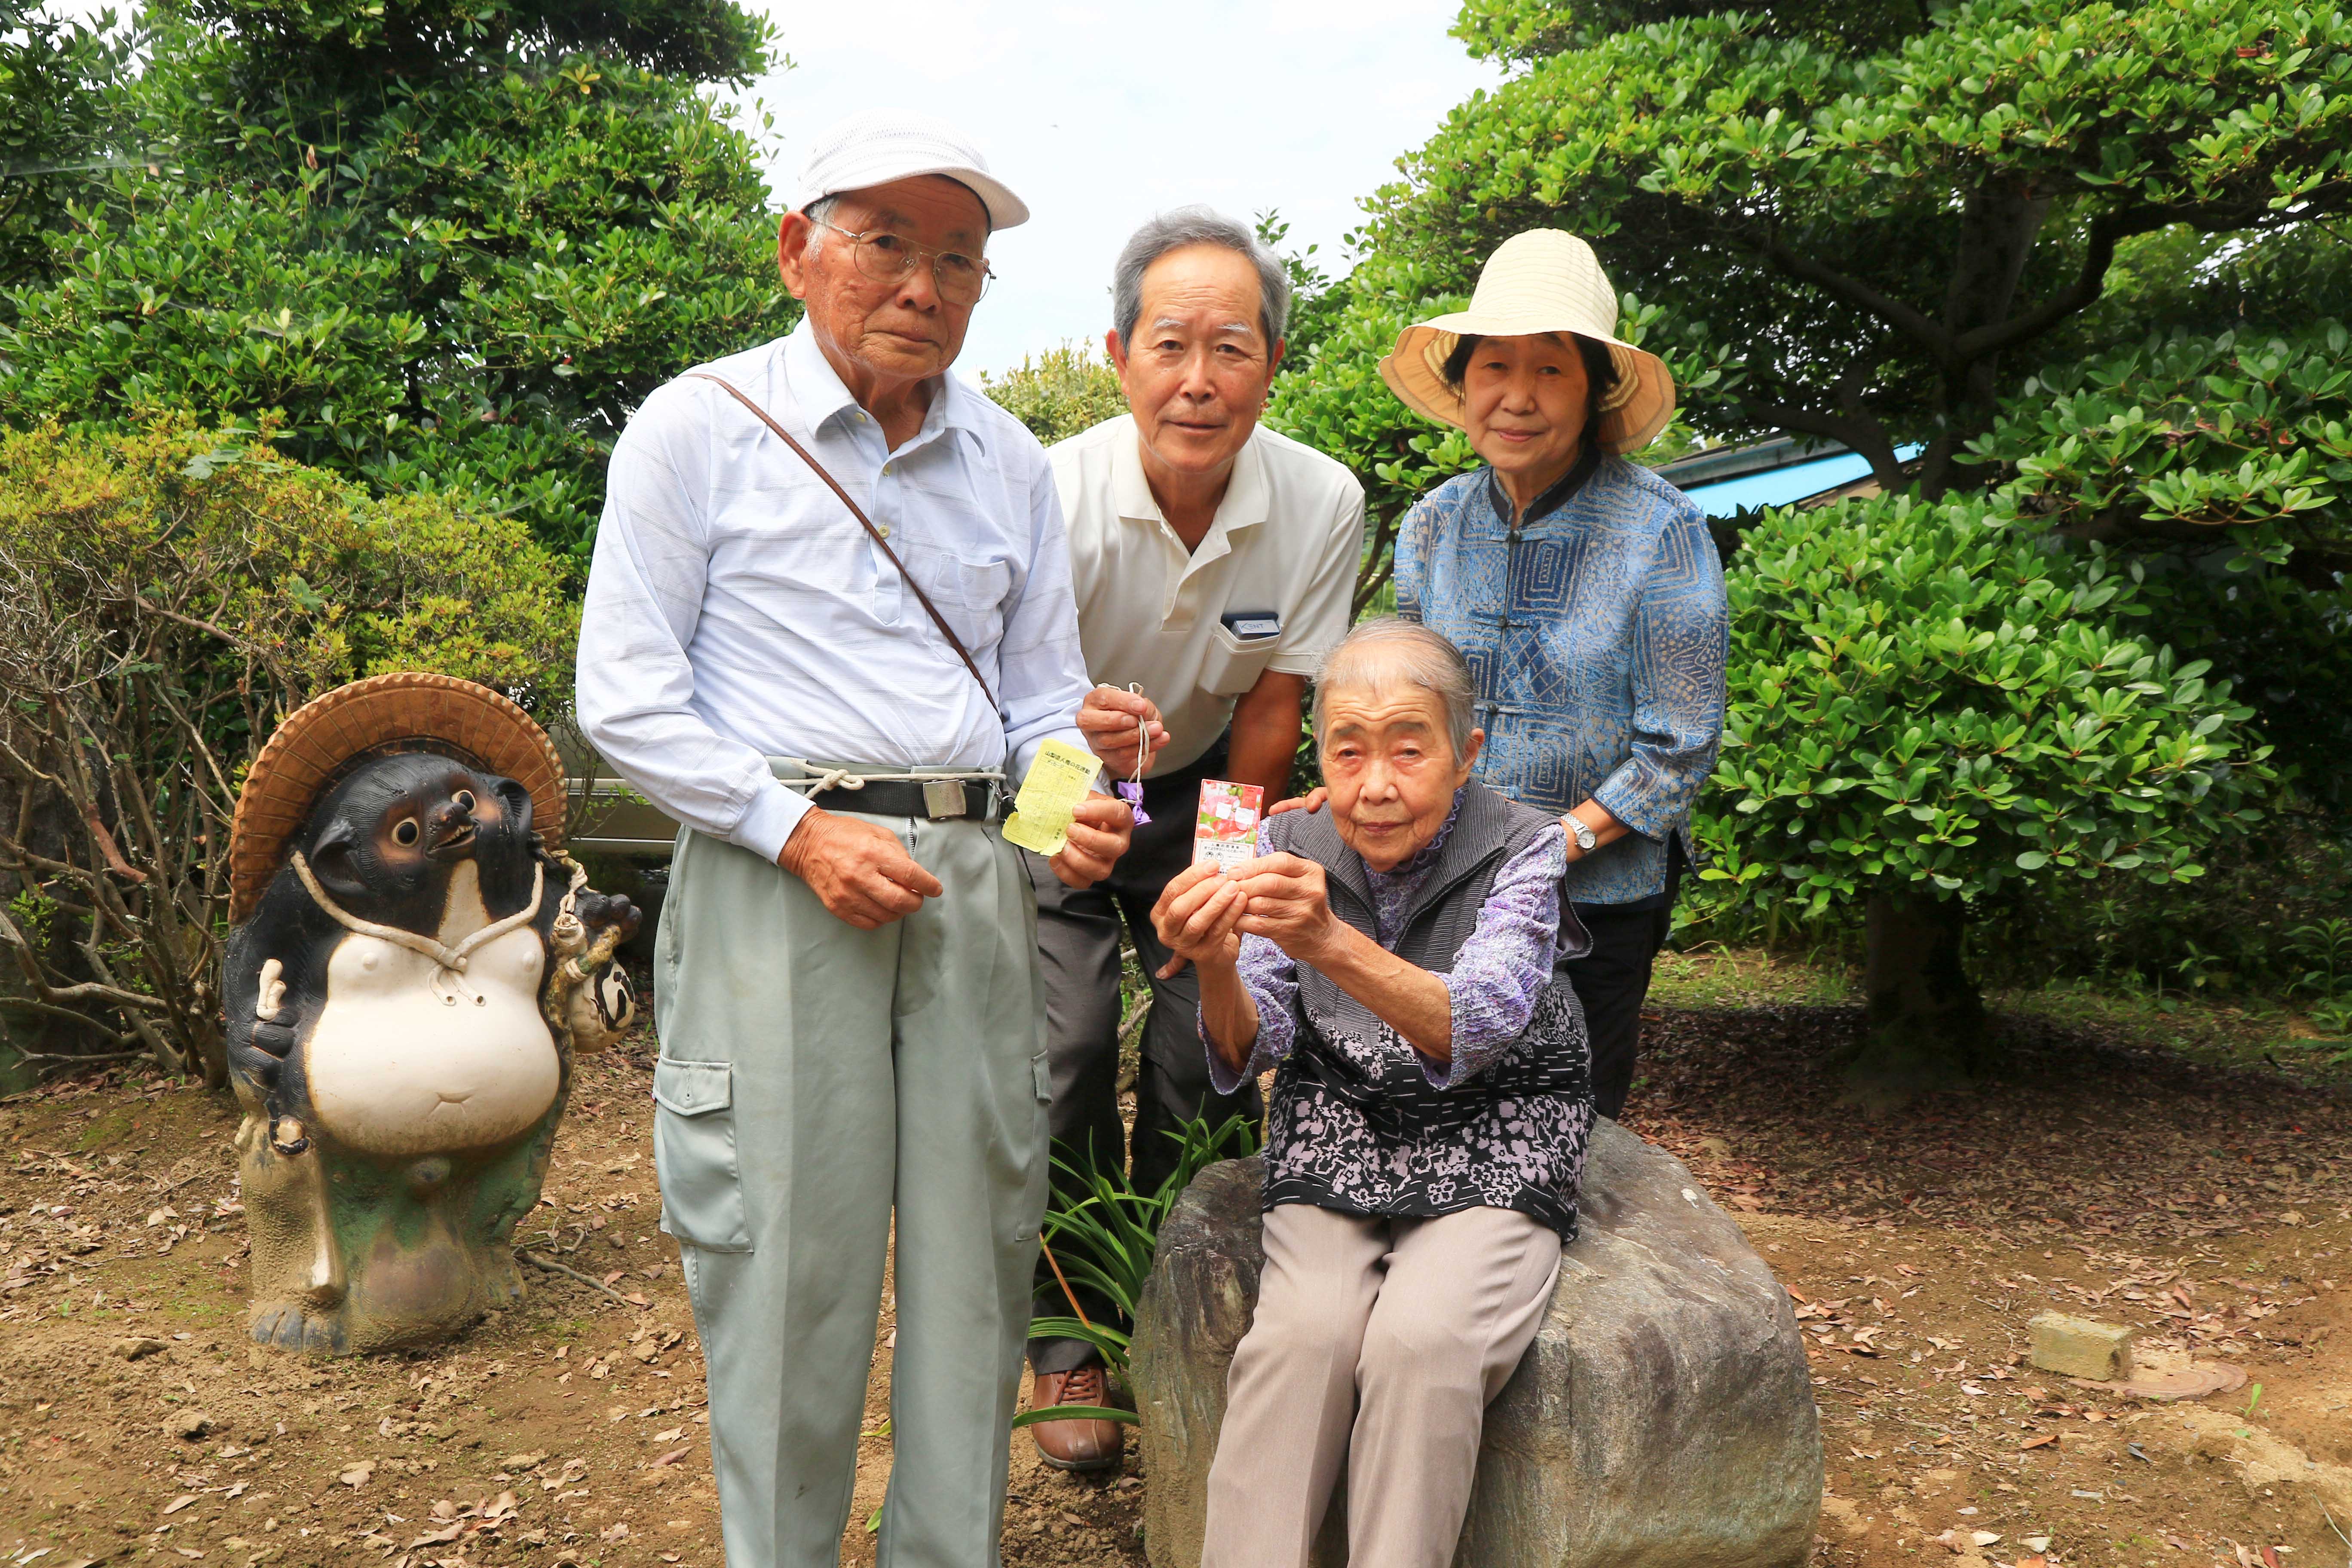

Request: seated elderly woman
left=1151, top=618, right=1592, bottom=1568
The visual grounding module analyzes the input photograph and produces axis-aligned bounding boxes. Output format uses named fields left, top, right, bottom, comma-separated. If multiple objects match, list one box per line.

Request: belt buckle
left=922, top=779, right=968, bottom=820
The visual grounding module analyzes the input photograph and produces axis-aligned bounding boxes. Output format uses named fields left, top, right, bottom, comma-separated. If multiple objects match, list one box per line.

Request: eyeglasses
left=811, top=218, right=995, bottom=305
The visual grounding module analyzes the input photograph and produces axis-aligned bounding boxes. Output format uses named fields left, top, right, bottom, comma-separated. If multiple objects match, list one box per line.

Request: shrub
left=1967, top=322, right=2352, bottom=819
left=1696, top=491, right=2275, bottom=1092
left=0, top=1, right=795, bottom=566
left=0, top=422, right=577, bottom=1082
left=980, top=344, right=1127, bottom=447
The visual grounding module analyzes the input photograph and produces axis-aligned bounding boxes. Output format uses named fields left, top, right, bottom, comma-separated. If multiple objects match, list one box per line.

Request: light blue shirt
left=1396, top=456, right=1728, bottom=906
left=576, top=322, right=1094, bottom=864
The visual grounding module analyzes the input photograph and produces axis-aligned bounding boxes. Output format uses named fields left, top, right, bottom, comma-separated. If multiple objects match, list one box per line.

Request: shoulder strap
left=685, top=371, right=1000, bottom=712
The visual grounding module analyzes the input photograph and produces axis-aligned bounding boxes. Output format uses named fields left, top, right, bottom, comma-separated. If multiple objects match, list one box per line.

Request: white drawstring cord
left=289, top=852, right=544, bottom=1000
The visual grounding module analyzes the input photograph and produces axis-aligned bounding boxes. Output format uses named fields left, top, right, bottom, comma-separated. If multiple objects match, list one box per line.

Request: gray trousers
left=1202, top=1204, right=1563, bottom=1568
left=1024, top=738, right=1261, bottom=1373
left=652, top=815, right=1050, bottom=1568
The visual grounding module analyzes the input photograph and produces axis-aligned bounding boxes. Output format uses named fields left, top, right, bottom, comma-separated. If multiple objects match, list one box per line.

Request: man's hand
left=1049, top=793, right=1134, bottom=889
left=778, top=808, right=944, bottom=930
left=1266, top=786, right=1329, bottom=816
left=1151, top=862, right=1249, bottom=977
left=1231, top=853, right=1342, bottom=962
left=1077, top=686, right=1169, bottom=780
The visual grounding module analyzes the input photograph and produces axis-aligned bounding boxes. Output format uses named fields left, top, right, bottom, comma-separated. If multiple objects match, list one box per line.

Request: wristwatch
left=1565, top=815, right=1599, bottom=854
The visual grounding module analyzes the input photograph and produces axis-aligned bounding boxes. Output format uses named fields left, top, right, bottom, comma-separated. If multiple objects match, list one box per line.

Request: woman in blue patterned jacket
left=1374, top=228, right=1728, bottom=1120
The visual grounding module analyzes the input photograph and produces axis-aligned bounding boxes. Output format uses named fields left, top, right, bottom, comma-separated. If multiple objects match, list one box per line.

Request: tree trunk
left=1920, top=176, right=2053, bottom=499
left=1840, top=891, right=1988, bottom=1105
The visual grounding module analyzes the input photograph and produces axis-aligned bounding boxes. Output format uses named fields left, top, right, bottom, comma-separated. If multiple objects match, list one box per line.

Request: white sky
left=729, top=0, right=1503, bottom=377
left=43, top=0, right=1504, bottom=379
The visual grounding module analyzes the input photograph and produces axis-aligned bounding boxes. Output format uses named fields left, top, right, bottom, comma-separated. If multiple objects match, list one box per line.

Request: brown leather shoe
left=1029, top=1363, right=1124, bottom=1472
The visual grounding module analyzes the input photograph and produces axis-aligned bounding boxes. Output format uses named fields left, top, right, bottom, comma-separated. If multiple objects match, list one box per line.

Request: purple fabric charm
left=1115, top=779, right=1150, bottom=825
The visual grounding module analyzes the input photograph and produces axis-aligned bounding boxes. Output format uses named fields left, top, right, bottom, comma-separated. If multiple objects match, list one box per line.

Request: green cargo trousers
left=651, top=814, right=1050, bottom=1568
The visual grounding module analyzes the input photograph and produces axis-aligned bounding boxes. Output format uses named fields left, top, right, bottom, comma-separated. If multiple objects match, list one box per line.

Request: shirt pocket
left=1200, top=620, right=1281, bottom=696
left=651, top=1057, right=753, bottom=1253
left=897, top=541, right=1013, bottom=655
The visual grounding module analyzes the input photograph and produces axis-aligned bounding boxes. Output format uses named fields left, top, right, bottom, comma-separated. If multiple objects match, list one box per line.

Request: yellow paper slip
left=1001, top=738, right=1101, bottom=856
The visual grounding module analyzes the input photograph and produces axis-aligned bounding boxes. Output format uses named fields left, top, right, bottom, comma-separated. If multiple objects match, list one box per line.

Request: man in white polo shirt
left=1023, top=207, right=1364, bottom=1469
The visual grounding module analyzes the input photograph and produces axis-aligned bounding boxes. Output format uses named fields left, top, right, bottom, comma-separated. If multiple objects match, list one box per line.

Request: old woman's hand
left=1151, top=863, right=1249, bottom=977
left=1232, top=853, right=1342, bottom=963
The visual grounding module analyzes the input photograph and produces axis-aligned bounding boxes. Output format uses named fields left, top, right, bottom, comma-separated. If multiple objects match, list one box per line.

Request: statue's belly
left=305, top=927, right=559, bottom=1157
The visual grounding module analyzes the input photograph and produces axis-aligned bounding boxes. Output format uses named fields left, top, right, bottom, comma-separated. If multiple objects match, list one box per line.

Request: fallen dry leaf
left=162, top=1494, right=197, bottom=1514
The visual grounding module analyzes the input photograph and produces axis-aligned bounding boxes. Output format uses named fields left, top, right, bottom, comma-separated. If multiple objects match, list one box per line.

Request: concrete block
left=2027, top=1311, right=2135, bottom=1381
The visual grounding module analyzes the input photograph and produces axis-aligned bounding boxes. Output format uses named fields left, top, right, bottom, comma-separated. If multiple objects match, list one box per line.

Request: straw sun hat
left=1378, top=230, right=1675, bottom=455
left=227, top=672, right=567, bottom=922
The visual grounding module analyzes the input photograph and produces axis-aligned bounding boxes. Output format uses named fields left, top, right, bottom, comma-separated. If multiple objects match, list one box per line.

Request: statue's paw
left=578, top=890, right=642, bottom=942
left=249, top=1299, right=346, bottom=1355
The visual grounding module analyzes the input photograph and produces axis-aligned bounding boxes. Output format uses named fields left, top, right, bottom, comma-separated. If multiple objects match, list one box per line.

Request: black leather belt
left=808, top=778, right=1002, bottom=822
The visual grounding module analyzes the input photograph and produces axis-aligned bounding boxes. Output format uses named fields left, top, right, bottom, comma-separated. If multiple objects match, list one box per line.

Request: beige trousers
left=1200, top=1203, right=1563, bottom=1568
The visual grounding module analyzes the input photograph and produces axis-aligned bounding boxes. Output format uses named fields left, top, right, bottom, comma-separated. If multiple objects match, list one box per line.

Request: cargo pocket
left=651, top=1057, right=753, bottom=1253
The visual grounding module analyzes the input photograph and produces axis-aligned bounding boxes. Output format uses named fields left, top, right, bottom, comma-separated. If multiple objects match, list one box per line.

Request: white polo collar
left=782, top=319, right=983, bottom=456
left=1112, top=419, right=1271, bottom=574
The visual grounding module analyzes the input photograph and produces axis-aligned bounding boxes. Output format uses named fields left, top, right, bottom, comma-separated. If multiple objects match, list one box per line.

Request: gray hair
left=1313, top=619, right=1479, bottom=762
left=801, top=193, right=840, bottom=259
left=1111, top=206, right=1291, bottom=352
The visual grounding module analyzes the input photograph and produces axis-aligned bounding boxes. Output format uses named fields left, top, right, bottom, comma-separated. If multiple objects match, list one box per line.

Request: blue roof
left=1675, top=445, right=1921, bottom=517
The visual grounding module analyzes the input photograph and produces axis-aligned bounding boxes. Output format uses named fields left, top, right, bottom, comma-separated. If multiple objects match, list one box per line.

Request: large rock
left=1129, top=1121, right=1821, bottom=1568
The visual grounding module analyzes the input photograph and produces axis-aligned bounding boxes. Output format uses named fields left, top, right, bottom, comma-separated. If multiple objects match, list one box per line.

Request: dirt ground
left=0, top=982, right=2347, bottom=1568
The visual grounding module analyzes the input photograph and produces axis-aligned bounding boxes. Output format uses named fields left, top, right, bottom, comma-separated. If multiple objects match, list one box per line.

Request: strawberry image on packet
left=1192, top=780, right=1265, bottom=873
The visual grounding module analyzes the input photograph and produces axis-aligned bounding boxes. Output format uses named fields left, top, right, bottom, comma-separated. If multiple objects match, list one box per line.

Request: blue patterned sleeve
left=1202, top=933, right=1299, bottom=1097
left=1424, top=824, right=1568, bottom=1090
left=1591, top=497, right=1729, bottom=841
left=1391, top=493, right=1439, bottom=624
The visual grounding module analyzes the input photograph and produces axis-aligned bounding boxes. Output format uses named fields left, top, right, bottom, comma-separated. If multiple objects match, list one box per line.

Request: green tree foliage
left=0, top=2, right=133, bottom=297
left=0, top=0, right=796, bottom=566
left=1967, top=320, right=2352, bottom=815
left=1369, top=0, right=2352, bottom=498
left=1698, top=492, right=2272, bottom=1090
left=1452, top=0, right=1937, bottom=61
left=0, top=420, right=578, bottom=1079
left=980, top=344, right=1127, bottom=447
left=2053, top=224, right=2352, bottom=356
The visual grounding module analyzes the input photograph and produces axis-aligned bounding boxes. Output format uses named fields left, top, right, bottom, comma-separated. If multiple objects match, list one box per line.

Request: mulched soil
left=1, top=994, right=2346, bottom=1568
left=1634, top=1001, right=2351, bottom=1243
left=0, top=1044, right=1141, bottom=1568
left=1626, top=1001, right=2352, bottom=1568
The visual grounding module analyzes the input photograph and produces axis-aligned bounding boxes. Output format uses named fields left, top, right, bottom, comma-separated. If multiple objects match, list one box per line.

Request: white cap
left=797, top=108, right=1029, bottom=232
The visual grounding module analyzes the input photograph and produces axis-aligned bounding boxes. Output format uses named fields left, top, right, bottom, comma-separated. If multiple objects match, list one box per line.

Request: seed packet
left=1192, top=780, right=1264, bottom=873
left=1001, top=738, right=1102, bottom=856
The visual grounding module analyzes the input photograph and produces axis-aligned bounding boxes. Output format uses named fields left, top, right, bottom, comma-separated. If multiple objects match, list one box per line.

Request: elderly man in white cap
left=576, top=109, right=1158, bottom=1567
